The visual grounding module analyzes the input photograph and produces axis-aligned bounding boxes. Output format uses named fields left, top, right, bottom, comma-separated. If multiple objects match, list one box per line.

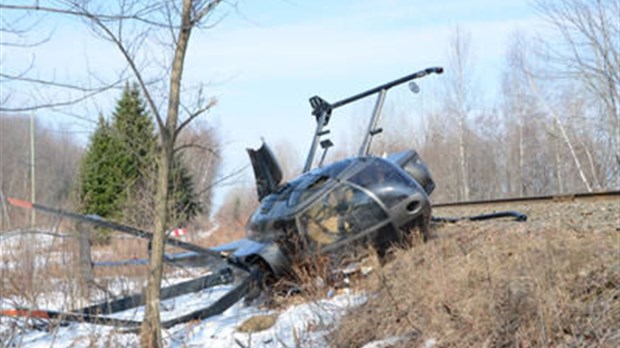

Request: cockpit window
left=348, top=158, right=409, bottom=188
left=348, top=158, right=419, bottom=208
left=319, top=158, right=353, bottom=177
left=288, top=174, right=327, bottom=207
left=287, top=159, right=354, bottom=207
left=299, top=183, right=387, bottom=245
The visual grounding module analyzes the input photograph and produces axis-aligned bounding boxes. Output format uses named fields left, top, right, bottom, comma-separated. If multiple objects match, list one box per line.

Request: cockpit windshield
left=299, top=183, right=388, bottom=245
left=348, top=158, right=416, bottom=208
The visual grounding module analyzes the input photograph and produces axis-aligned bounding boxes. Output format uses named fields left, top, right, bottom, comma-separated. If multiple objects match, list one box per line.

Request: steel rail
left=432, top=190, right=620, bottom=208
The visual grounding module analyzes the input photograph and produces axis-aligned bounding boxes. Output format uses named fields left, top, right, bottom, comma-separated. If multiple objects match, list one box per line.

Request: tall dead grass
left=1, top=229, right=164, bottom=309
left=332, top=221, right=619, bottom=347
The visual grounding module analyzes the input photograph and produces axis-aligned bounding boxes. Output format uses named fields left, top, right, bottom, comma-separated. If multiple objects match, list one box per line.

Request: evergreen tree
left=111, top=83, right=201, bottom=227
left=112, top=83, right=157, bottom=177
left=168, top=156, right=202, bottom=226
left=77, top=83, right=201, bottom=238
left=77, top=115, right=126, bottom=243
left=111, top=83, right=158, bottom=228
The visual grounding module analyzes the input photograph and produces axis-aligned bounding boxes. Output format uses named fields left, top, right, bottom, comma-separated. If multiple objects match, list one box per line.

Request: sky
left=1, top=0, right=548, bottom=209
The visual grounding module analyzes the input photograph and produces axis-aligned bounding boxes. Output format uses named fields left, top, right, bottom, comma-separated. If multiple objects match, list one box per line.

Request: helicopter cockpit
left=247, top=151, right=432, bottom=257
left=297, top=155, right=432, bottom=249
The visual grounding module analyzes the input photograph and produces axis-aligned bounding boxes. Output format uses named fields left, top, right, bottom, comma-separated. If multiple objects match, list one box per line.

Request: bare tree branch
left=0, top=84, right=117, bottom=112
left=0, top=72, right=124, bottom=92
left=0, top=3, right=173, bottom=28
left=175, top=97, right=217, bottom=137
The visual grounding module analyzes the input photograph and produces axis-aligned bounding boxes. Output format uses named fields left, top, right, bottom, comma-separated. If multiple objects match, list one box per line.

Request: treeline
left=389, top=23, right=617, bottom=203
left=362, top=45, right=617, bottom=203
left=0, top=115, right=82, bottom=229
left=0, top=84, right=221, bottom=232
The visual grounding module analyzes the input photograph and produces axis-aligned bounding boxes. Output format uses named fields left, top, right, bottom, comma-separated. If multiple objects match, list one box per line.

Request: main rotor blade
left=0, top=308, right=142, bottom=328
left=6, top=198, right=223, bottom=261
left=78, top=268, right=235, bottom=316
left=0, top=268, right=259, bottom=331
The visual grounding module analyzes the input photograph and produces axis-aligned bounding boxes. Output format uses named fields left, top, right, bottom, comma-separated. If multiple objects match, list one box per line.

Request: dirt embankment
left=332, top=198, right=619, bottom=347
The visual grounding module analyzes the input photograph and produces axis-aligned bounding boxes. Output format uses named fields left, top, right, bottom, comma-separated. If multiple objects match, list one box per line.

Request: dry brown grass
left=0, top=228, right=186, bottom=305
left=237, top=313, right=280, bottom=333
left=1, top=231, right=77, bottom=297
left=202, top=220, right=247, bottom=247
left=331, top=218, right=619, bottom=347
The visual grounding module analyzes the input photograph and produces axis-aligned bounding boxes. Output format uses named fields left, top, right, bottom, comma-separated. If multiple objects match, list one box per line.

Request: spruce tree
left=111, top=83, right=201, bottom=228
left=112, top=83, right=157, bottom=176
left=77, top=115, right=126, bottom=242
left=77, top=83, right=201, bottom=238
left=168, top=156, right=202, bottom=226
left=111, top=83, right=158, bottom=228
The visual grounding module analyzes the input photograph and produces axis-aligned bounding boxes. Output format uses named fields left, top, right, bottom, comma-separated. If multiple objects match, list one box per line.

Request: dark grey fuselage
left=244, top=148, right=434, bottom=276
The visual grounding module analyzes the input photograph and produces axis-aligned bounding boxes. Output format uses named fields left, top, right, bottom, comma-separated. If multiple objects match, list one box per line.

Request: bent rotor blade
left=2, top=198, right=262, bottom=331
left=0, top=308, right=142, bottom=328
left=160, top=267, right=261, bottom=329
left=0, top=268, right=260, bottom=331
left=93, top=252, right=216, bottom=268
left=78, top=268, right=235, bottom=316
left=6, top=198, right=223, bottom=262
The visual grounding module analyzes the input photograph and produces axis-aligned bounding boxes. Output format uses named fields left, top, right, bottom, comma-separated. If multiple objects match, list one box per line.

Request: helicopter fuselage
left=243, top=146, right=434, bottom=276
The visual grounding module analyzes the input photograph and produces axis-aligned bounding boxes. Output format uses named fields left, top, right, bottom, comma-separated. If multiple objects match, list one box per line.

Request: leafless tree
left=500, top=30, right=603, bottom=195
left=499, top=32, right=565, bottom=196
left=176, top=123, right=222, bottom=224
left=1, top=1, right=225, bottom=346
left=444, top=26, right=476, bottom=201
left=525, top=61, right=594, bottom=192
left=535, top=0, right=620, bottom=188
left=418, top=109, right=461, bottom=202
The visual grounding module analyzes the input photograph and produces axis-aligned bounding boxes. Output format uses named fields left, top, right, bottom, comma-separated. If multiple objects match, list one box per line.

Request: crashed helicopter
left=2, top=66, right=446, bottom=329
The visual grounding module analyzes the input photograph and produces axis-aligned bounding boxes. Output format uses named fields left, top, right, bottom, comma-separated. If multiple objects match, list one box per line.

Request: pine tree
left=77, top=115, right=126, bottom=243
left=112, top=83, right=157, bottom=175
left=111, top=83, right=201, bottom=228
left=111, top=83, right=158, bottom=228
left=77, top=83, right=201, bottom=238
left=168, top=156, right=202, bottom=226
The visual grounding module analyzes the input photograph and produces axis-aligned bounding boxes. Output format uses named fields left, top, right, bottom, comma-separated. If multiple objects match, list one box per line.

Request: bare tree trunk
left=448, top=26, right=472, bottom=202
left=141, top=144, right=170, bottom=347
left=141, top=1, right=193, bottom=346
left=518, top=121, right=525, bottom=196
left=576, top=133, right=602, bottom=190
left=458, top=115, right=469, bottom=201
left=553, top=120, right=564, bottom=194
left=551, top=112, right=592, bottom=192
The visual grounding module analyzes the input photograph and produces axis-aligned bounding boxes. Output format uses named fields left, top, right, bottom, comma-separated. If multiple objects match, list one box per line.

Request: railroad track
left=432, top=190, right=620, bottom=208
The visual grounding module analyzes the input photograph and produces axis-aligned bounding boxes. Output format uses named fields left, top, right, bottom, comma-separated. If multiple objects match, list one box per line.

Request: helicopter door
left=247, top=142, right=283, bottom=201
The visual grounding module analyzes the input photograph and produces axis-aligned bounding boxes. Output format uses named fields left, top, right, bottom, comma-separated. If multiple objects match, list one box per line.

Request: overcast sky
left=1, top=0, right=548, bottom=207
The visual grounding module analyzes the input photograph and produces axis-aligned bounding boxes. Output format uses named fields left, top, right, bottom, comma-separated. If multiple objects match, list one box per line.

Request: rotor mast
left=303, top=67, right=443, bottom=173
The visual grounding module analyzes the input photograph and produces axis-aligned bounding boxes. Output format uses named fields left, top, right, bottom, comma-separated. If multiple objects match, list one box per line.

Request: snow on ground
left=166, top=290, right=366, bottom=348
left=1, top=227, right=367, bottom=347
left=2, top=287, right=366, bottom=347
